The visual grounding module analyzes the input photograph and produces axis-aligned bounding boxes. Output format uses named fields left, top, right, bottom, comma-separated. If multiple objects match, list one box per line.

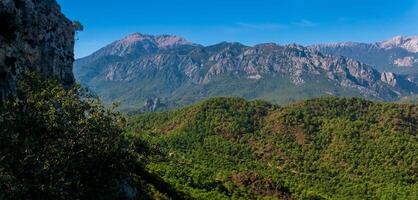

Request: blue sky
left=57, top=0, right=418, bottom=58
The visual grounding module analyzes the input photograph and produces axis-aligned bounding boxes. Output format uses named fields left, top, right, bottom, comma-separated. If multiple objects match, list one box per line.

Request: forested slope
left=128, top=97, right=418, bottom=199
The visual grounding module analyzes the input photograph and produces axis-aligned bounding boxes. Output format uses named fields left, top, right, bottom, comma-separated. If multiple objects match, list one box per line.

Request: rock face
left=0, top=0, right=75, bottom=101
left=74, top=33, right=418, bottom=111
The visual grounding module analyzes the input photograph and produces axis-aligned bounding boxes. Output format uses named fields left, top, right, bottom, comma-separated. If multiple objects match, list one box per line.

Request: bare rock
left=381, top=72, right=397, bottom=87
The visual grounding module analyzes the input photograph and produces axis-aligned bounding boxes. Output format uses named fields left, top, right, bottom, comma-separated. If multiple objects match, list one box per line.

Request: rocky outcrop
left=142, top=97, right=164, bottom=112
left=381, top=72, right=397, bottom=87
left=394, top=57, right=417, bottom=67
left=0, top=0, right=75, bottom=101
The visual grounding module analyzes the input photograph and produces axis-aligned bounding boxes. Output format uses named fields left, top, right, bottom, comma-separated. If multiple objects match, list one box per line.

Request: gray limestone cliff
left=0, top=0, right=75, bottom=101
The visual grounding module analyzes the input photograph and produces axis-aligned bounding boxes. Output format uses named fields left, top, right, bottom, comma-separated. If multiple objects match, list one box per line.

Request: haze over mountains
left=74, top=33, right=418, bottom=111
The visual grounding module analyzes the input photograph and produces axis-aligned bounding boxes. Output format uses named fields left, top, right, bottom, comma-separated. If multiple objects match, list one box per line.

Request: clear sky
left=57, top=0, right=418, bottom=58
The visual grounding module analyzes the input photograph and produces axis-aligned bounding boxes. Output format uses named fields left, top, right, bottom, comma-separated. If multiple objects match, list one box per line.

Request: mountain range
left=74, top=33, right=418, bottom=111
left=310, top=36, right=418, bottom=78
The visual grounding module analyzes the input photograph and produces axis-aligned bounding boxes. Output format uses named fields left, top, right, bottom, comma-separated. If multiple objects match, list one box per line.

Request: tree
left=72, top=20, right=84, bottom=32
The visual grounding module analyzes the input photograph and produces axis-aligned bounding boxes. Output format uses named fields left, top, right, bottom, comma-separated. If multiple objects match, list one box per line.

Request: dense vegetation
left=128, top=97, right=418, bottom=199
left=0, top=74, right=180, bottom=199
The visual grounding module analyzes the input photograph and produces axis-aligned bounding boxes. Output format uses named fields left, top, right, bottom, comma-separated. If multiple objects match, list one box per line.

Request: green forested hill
left=128, top=97, right=418, bottom=199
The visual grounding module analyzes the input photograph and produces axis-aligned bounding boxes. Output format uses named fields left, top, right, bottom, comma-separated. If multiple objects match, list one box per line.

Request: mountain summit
left=89, top=33, right=195, bottom=58
left=74, top=33, right=418, bottom=111
left=118, top=33, right=194, bottom=50
left=378, top=35, right=418, bottom=53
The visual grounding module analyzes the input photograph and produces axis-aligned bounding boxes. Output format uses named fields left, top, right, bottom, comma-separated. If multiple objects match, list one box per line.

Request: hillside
left=128, top=97, right=418, bottom=199
left=74, top=33, right=418, bottom=112
left=310, top=36, right=418, bottom=77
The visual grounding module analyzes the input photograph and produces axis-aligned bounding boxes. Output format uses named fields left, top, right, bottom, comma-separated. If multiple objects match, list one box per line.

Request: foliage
left=72, top=20, right=84, bottom=32
left=128, top=97, right=418, bottom=199
left=0, top=73, right=138, bottom=199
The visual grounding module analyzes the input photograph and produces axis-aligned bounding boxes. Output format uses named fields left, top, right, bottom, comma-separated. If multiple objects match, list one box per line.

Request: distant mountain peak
left=118, top=32, right=152, bottom=46
left=117, top=33, right=193, bottom=48
left=309, top=35, right=418, bottom=76
left=311, top=35, right=418, bottom=53
left=378, top=35, right=418, bottom=52
left=93, top=33, right=195, bottom=57
left=154, top=34, right=193, bottom=48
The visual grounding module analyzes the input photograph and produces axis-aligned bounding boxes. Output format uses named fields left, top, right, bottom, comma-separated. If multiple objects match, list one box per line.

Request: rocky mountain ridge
left=310, top=36, right=418, bottom=73
left=378, top=35, right=418, bottom=53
